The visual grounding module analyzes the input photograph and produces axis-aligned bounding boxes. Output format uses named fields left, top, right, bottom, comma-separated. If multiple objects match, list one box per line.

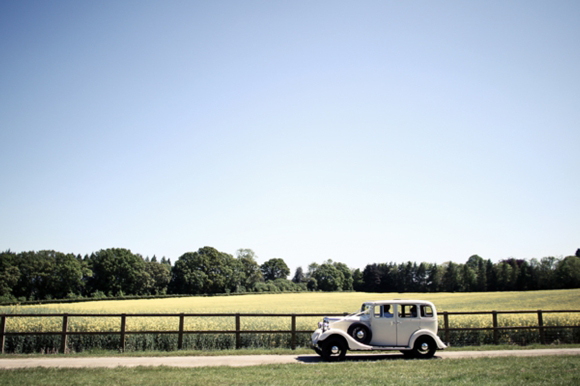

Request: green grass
left=1, top=343, right=579, bottom=359
left=0, top=356, right=579, bottom=385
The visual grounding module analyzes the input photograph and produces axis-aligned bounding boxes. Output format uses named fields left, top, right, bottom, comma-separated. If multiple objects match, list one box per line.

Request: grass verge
left=0, top=355, right=579, bottom=385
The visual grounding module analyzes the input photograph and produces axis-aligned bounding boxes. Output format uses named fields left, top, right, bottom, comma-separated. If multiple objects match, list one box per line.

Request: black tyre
left=321, top=337, right=347, bottom=361
left=314, top=346, right=323, bottom=357
left=347, top=324, right=372, bottom=344
left=411, top=336, right=436, bottom=359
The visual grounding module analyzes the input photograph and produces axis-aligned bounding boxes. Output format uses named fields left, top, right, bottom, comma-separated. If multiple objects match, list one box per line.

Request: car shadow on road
left=295, top=354, right=442, bottom=363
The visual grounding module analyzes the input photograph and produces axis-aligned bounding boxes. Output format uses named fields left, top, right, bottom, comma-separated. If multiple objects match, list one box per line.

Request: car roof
left=365, top=300, right=435, bottom=306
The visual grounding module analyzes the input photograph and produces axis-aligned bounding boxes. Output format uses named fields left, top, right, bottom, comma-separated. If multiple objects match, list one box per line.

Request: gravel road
left=0, top=349, right=578, bottom=369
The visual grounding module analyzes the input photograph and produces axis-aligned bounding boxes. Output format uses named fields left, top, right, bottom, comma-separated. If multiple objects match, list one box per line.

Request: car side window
left=383, top=305, right=394, bottom=318
left=421, top=305, right=434, bottom=317
left=399, top=304, right=418, bottom=318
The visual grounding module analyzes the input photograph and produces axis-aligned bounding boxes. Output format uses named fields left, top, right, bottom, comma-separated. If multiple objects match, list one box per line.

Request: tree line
left=351, top=253, right=580, bottom=293
left=1, top=247, right=579, bottom=302
left=0, top=247, right=300, bottom=302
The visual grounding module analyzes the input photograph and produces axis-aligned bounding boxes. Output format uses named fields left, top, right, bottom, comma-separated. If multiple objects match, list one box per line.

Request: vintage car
left=311, top=299, right=447, bottom=361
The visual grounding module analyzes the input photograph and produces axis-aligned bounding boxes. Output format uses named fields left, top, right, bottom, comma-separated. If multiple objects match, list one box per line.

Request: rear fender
left=408, top=329, right=447, bottom=350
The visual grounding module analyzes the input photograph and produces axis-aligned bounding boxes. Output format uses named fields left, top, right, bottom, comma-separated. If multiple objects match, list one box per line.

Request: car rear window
left=399, top=304, right=418, bottom=318
left=421, top=305, right=434, bottom=317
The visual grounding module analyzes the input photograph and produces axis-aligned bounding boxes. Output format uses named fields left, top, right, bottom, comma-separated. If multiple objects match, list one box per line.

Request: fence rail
left=1, top=310, right=579, bottom=354
left=440, top=309, right=580, bottom=346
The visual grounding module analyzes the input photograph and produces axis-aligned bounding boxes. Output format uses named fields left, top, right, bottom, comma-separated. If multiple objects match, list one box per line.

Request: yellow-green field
left=0, top=289, right=580, bottom=331
left=1, top=290, right=579, bottom=351
left=4, top=288, right=580, bottom=314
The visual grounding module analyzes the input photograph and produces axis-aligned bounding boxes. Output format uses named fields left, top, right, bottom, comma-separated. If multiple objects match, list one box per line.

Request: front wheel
left=412, top=336, right=436, bottom=359
left=313, top=346, right=323, bottom=357
left=347, top=324, right=372, bottom=344
left=321, top=337, right=347, bottom=361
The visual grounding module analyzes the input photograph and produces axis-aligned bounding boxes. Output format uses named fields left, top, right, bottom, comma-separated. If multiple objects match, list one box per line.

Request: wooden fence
left=1, top=310, right=579, bottom=354
left=440, top=310, right=580, bottom=345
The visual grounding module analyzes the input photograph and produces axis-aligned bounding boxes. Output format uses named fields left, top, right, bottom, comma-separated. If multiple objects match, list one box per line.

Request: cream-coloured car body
left=312, top=299, right=447, bottom=353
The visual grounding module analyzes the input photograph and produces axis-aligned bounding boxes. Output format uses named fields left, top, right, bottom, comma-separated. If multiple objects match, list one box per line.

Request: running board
left=367, top=346, right=410, bottom=350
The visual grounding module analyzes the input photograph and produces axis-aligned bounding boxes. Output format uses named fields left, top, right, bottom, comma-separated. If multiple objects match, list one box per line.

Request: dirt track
left=0, top=349, right=579, bottom=369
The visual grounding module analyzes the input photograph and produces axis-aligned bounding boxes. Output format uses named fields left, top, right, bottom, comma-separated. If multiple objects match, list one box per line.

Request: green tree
left=535, top=256, right=558, bottom=289
left=427, top=263, right=441, bottom=292
left=555, top=256, right=580, bottom=289
left=145, top=260, right=171, bottom=294
left=260, top=258, right=290, bottom=281
left=311, top=263, right=344, bottom=291
left=495, top=262, right=513, bottom=291
left=441, top=262, right=460, bottom=292
left=170, top=247, right=242, bottom=294
left=333, top=262, right=353, bottom=291
left=292, top=266, right=305, bottom=284
left=88, top=248, right=151, bottom=296
left=12, top=251, right=54, bottom=300
left=48, top=251, right=89, bottom=299
left=0, top=250, right=20, bottom=300
left=466, top=255, right=484, bottom=270
left=516, top=260, right=532, bottom=290
left=307, top=277, right=318, bottom=291
left=506, top=259, right=521, bottom=291
left=236, top=249, right=263, bottom=290
left=271, top=278, right=302, bottom=292
left=460, top=264, right=477, bottom=292
left=352, top=268, right=364, bottom=291
left=476, top=259, right=487, bottom=291
left=486, top=259, right=498, bottom=291
left=415, top=263, right=428, bottom=292
left=362, top=264, right=381, bottom=292
left=396, top=263, right=412, bottom=292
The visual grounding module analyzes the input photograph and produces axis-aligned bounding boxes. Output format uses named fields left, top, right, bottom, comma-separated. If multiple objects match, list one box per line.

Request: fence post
left=443, top=312, right=450, bottom=344
left=492, top=311, right=499, bottom=345
left=60, top=314, right=69, bottom=353
left=537, top=310, right=545, bottom=345
left=178, top=313, right=185, bottom=350
left=1, top=315, right=6, bottom=354
left=120, top=314, right=126, bottom=352
left=291, top=314, right=296, bottom=350
left=235, top=314, right=241, bottom=349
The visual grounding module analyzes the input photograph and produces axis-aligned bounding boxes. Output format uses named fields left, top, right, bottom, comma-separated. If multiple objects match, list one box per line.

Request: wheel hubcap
left=420, top=342, right=429, bottom=352
left=331, top=345, right=339, bottom=355
left=356, top=330, right=365, bottom=339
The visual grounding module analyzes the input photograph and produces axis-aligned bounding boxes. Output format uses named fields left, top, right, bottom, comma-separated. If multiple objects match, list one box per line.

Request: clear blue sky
left=1, top=1, right=578, bottom=275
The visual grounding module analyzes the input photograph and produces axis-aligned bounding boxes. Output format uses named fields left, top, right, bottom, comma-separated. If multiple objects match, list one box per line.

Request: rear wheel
left=321, top=337, right=347, bottom=361
left=411, top=336, right=436, bottom=359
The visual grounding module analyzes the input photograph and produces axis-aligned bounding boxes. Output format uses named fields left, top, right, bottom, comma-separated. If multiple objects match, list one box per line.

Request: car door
left=369, top=304, right=397, bottom=346
left=396, top=303, right=422, bottom=347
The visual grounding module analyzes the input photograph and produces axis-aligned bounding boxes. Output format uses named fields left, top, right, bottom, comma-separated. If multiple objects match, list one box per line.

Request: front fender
left=408, top=329, right=447, bottom=350
left=314, top=328, right=373, bottom=351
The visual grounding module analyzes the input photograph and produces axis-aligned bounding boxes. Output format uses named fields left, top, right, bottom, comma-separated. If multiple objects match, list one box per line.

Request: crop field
left=1, top=289, right=579, bottom=353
